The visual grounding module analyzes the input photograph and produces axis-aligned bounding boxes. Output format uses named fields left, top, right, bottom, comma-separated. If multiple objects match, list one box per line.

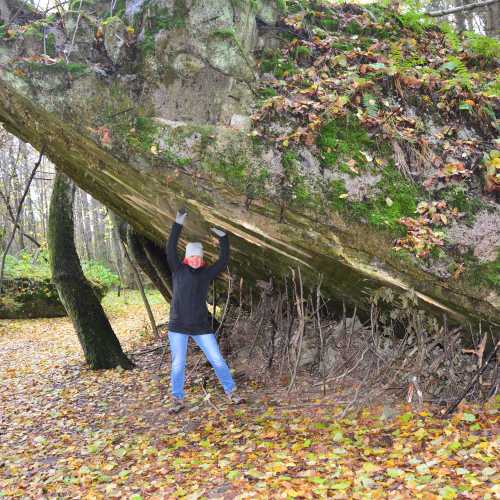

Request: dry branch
left=427, top=0, right=499, bottom=16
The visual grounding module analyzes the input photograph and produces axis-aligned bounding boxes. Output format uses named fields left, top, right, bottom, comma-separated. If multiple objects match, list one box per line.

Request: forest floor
left=0, top=291, right=498, bottom=499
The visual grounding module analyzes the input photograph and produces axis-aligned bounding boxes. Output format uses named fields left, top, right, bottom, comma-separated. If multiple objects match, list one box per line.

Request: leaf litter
left=0, top=301, right=498, bottom=499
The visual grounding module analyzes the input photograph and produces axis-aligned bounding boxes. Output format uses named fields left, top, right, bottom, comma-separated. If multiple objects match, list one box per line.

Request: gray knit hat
left=185, top=242, right=203, bottom=258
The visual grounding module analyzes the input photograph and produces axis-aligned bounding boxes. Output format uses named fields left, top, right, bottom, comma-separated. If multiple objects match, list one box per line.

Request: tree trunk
left=25, top=188, right=35, bottom=248
left=39, top=165, right=48, bottom=241
left=455, top=0, right=467, bottom=30
left=90, top=196, right=100, bottom=262
left=48, top=170, right=134, bottom=370
left=486, top=1, right=500, bottom=36
left=74, top=188, right=89, bottom=260
left=110, top=219, right=125, bottom=286
left=79, top=190, right=94, bottom=260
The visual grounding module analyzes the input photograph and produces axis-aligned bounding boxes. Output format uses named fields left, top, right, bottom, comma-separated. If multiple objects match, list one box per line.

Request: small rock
left=381, top=404, right=399, bottom=421
left=229, top=114, right=251, bottom=131
left=456, top=127, right=476, bottom=141
left=298, top=148, right=321, bottom=175
left=172, top=53, right=206, bottom=79
left=125, top=0, right=147, bottom=19
left=103, top=17, right=129, bottom=65
left=256, top=1, right=279, bottom=25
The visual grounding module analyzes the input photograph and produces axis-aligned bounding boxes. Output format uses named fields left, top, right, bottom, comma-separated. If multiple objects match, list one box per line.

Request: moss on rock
left=0, top=277, right=106, bottom=319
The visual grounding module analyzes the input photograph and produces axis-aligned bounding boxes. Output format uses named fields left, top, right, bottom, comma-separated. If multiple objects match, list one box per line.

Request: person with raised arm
left=165, top=208, right=244, bottom=413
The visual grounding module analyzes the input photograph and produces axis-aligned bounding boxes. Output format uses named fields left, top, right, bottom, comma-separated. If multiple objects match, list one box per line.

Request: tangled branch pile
left=221, top=271, right=498, bottom=408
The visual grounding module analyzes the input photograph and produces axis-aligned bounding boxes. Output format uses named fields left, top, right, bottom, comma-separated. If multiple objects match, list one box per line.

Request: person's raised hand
left=210, top=227, right=226, bottom=238
left=176, top=207, right=187, bottom=225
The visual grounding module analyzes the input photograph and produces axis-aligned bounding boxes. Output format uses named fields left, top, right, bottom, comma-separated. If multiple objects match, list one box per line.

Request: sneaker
left=168, top=397, right=185, bottom=414
left=226, top=392, right=245, bottom=405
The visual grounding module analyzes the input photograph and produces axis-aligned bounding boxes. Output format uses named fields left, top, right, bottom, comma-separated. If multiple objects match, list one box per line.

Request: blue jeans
left=168, top=331, right=236, bottom=400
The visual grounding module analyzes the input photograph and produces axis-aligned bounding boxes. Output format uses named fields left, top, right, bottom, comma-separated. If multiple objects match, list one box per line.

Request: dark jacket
left=166, top=222, right=229, bottom=335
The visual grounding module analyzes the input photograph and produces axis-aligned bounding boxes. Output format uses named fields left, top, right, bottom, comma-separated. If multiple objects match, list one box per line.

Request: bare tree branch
left=0, top=147, right=44, bottom=293
left=0, top=186, right=41, bottom=247
left=427, top=0, right=500, bottom=17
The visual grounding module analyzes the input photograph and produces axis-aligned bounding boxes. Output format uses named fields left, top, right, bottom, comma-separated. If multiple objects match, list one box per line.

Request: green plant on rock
left=327, top=179, right=348, bottom=212
left=68, top=0, right=96, bottom=12
left=464, top=32, right=500, bottom=62
left=285, top=0, right=312, bottom=15
left=61, top=62, right=89, bottom=75
left=396, top=9, right=434, bottom=34
left=24, top=16, right=57, bottom=34
left=110, top=0, right=126, bottom=17
left=326, top=164, right=421, bottom=234
left=100, top=14, right=121, bottom=27
left=24, top=60, right=89, bottom=77
left=230, top=0, right=259, bottom=11
left=276, top=0, right=288, bottom=13
left=206, top=151, right=271, bottom=207
left=439, top=22, right=461, bottom=52
left=482, top=79, right=500, bottom=98
left=441, top=56, right=472, bottom=91
left=293, top=44, right=312, bottom=60
left=363, top=93, right=379, bottom=117
left=126, top=116, right=159, bottom=154
left=211, top=27, right=236, bottom=40
left=331, top=40, right=354, bottom=52
left=317, top=115, right=375, bottom=170
left=440, top=185, right=485, bottom=224
left=244, top=166, right=271, bottom=209
left=206, top=152, right=247, bottom=190
left=344, top=20, right=363, bottom=35
left=390, top=42, right=426, bottom=71
left=259, top=49, right=297, bottom=78
left=210, top=27, right=255, bottom=74
left=479, top=252, right=500, bottom=289
left=318, top=17, right=338, bottom=32
left=45, top=32, right=56, bottom=57
left=257, top=87, right=278, bottom=101
left=281, top=149, right=316, bottom=209
left=139, top=9, right=186, bottom=55
left=462, top=251, right=500, bottom=291
left=365, top=2, right=391, bottom=24
left=350, top=165, right=420, bottom=233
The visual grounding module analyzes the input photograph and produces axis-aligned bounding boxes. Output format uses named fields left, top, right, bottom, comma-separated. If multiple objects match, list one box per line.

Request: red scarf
left=182, top=257, right=206, bottom=267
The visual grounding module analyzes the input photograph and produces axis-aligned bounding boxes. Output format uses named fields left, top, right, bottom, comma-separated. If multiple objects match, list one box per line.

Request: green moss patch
left=463, top=251, right=500, bottom=292
left=351, top=169, right=420, bottom=233
left=0, top=277, right=108, bottom=319
left=22, top=60, right=89, bottom=77
left=259, top=48, right=297, bottom=78
left=281, top=149, right=319, bottom=208
left=138, top=5, right=186, bottom=56
left=327, top=164, right=422, bottom=234
left=440, top=185, right=486, bottom=224
left=317, top=115, right=375, bottom=171
left=127, top=116, right=158, bottom=153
